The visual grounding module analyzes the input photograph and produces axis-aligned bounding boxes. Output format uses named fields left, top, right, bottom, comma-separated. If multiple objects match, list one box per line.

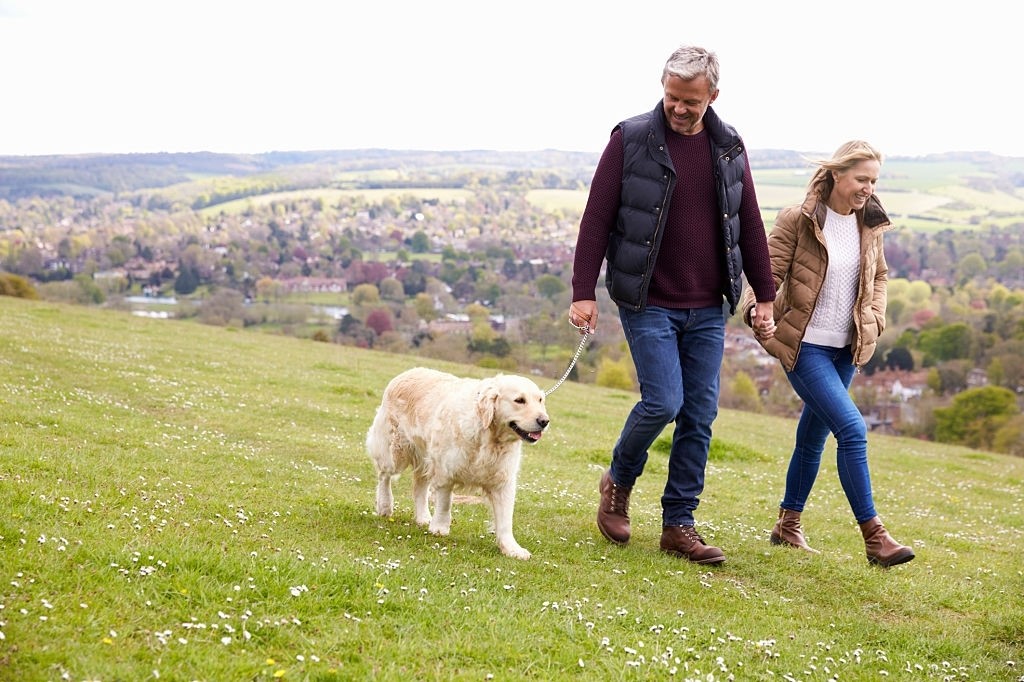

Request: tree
left=199, top=289, right=245, bottom=326
left=918, top=322, right=972, bottom=364
left=727, top=371, right=761, bottom=412
left=351, top=283, right=380, bottom=306
left=886, top=347, right=914, bottom=371
left=535, top=274, right=567, bottom=301
left=255, top=276, right=279, bottom=302
left=379, top=277, right=405, bottom=301
left=906, top=279, right=932, bottom=303
left=414, top=292, right=438, bottom=321
left=992, top=415, right=1024, bottom=456
left=174, top=265, right=199, bottom=295
left=987, top=357, right=1005, bottom=388
left=930, top=360, right=970, bottom=395
left=410, top=230, right=430, bottom=253
left=934, top=386, right=1019, bottom=450
left=596, top=358, right=634, bottom=391
left=465, top=302, right=490, bottom=322
left=956, top=252, right=987, bottom=283
left=519, top=312, right=573, bottom=359
left=886, top=297, right=907, bottom=326
left=365, top=308, right=394, bottom=335
left=0, top=272, right=38, bottom=299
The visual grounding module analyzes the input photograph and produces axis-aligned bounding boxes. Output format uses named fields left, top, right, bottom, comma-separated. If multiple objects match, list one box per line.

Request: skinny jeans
left=782, top=342, right=877, bottom=523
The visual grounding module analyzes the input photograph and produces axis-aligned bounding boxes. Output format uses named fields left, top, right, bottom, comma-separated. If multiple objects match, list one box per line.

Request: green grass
left=1, top=296, right=1022, bottom=681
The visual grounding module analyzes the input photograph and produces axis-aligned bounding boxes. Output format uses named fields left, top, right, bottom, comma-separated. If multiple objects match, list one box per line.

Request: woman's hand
left=752, top=301, right=776, bottom=340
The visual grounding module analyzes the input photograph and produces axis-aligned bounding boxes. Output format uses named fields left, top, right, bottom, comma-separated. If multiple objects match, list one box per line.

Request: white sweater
left=803, top=206, right=860, bottom=348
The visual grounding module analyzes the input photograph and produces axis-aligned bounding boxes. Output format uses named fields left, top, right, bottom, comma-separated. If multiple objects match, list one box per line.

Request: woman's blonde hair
left=806, top=140, right=883, bottom=197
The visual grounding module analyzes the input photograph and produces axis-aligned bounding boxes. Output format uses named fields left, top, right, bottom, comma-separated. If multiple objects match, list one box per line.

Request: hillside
left=0, top=296, right=1021, bottom=680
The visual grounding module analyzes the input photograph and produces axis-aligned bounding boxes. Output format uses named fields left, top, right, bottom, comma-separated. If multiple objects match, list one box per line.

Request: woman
left=741, top=140, right=914, bottom=567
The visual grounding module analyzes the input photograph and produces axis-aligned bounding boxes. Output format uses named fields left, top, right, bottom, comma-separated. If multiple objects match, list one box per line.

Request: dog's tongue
left=528, top=431, right=543, bottom=441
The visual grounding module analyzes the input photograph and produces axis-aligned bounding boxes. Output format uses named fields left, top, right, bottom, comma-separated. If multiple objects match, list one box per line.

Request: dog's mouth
left=510, top=421, right=544, bottom=443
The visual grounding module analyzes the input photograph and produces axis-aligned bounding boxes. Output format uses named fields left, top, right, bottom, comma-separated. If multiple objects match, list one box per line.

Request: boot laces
left=679, top=525, right=705, bottom=545
left=608, top=482, right=629, bottom=515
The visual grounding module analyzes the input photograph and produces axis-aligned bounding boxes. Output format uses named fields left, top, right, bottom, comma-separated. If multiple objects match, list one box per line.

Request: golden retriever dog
left=366, top=367, right=550, bottom=559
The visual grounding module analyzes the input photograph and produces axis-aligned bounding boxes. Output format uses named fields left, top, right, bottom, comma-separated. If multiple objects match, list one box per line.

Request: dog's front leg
left=487, top=482, right=530, bottom=560
left=428, top=484, right=454, bottom=536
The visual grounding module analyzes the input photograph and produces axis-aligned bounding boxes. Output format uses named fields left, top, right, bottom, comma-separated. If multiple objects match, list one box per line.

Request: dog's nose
left=538, top=417, right=550, bottom=430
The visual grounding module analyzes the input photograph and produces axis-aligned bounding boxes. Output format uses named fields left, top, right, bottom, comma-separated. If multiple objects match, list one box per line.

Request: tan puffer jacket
left=740, top=190, right=893, bottom=372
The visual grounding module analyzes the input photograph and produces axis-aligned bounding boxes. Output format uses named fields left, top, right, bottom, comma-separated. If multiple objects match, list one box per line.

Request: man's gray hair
left=662, top=45, right=720, bottom=91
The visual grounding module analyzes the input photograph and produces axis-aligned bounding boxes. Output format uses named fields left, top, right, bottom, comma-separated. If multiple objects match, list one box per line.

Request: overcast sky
left=2, top=0, right=1019, bottom=158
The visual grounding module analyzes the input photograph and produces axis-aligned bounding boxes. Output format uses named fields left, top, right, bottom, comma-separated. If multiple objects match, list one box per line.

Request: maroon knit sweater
left=571, top=126, right=776, bottom=310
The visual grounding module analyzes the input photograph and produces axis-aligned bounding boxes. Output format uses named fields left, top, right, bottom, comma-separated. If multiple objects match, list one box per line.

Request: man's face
left=662, top=74, right=718, bottom=136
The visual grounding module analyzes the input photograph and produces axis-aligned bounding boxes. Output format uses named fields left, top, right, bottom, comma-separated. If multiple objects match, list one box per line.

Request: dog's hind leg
left=411, top=473, right=432, bottom=526
left=428, top=484, right=453, bottom=536
left=367, top=411, right=401, bottom=517
left=486, top=482, right=530, bottom=560
left=375, top=473, right=396, bottom=517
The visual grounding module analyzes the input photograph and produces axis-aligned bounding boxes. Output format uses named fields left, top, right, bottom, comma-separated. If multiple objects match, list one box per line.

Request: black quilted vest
left=605, top=102, right=748, bottom=314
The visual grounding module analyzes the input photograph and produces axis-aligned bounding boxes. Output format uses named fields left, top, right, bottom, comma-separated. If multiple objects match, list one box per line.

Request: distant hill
left=0, top=149, right=601, bottom=199
left=2, top=148, right=1022, bottom=200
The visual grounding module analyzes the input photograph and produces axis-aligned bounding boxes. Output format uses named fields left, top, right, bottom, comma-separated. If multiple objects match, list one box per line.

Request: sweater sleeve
left=571, top=129, right=624, bottom=302
left=737, top=160, right=776, bottom=304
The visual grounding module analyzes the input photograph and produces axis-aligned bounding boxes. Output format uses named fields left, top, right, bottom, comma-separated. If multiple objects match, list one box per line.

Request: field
left=1, top=296, right=1021, bottom=681
left=200, top=188, right=474, bottom=218
left=525, top=161, right=1024, bottom=232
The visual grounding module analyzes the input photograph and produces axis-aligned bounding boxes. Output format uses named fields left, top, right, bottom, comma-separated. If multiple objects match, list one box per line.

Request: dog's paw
left=375, top=502, right=394, bottom=517
left=501, top=543, right=532, bottom=560
left=428, top=524, right=451, bottom=536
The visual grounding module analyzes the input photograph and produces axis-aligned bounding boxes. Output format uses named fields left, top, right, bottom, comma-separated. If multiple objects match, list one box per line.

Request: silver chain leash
left=545, top=320, right=592, bottom=396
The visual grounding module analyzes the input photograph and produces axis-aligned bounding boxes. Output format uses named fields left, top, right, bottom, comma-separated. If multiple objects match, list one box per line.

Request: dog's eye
left=514, top=397, right=526, bottom=404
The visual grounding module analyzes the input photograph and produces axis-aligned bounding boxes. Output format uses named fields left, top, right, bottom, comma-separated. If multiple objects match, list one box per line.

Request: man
left=569, top=45, right=776, bottom=565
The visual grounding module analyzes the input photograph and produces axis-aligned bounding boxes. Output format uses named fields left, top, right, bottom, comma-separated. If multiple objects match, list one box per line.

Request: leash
left=545, top=320, right=592, bottom=396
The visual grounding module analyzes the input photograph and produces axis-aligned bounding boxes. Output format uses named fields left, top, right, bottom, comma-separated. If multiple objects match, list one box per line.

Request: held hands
left=752, top=301, right=776, bottom=340
left=569, top=300, right=598, bottom=335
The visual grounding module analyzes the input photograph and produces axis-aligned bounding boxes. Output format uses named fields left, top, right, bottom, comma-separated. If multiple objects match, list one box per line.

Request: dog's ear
left=476, top=380, right=499, bottom=427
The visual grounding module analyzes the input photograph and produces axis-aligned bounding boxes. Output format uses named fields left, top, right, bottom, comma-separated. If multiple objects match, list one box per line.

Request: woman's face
left=829, top=159, right=881, bottom=215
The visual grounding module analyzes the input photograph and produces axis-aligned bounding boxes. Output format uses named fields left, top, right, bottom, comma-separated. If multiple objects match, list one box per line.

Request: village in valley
left=2, top=149, right=1024, bottom=452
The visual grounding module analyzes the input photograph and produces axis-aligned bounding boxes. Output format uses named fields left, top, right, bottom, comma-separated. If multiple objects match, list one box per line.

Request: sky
left=1, top=0, right=1020, bottom=158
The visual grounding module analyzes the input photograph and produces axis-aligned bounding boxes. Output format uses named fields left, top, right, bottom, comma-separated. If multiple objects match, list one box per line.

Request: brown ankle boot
left=859, top=516, right=915, bottom=567
left=660, top=525, right=726, bottom=564
left=770, top=508, right=820, bottom=553
left=597, top=470, right=631, bottom=544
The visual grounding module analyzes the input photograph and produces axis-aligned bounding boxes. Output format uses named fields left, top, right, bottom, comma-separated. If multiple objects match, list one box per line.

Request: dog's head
left=476, top=374, right=550, bottom=444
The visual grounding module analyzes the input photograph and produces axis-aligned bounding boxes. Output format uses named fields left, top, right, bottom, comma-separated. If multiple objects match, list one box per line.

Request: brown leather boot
left=660, top=525, right=726, bottom=565
left=597, top=470, right=631, bottom=544
left=770, top=508, right=820, bottom=553
left=859, top=516, right=915, bottom=567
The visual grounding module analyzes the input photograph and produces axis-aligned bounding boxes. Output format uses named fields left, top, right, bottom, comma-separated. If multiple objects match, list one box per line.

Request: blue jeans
left=610, top=305, right=725, bottom=526
left=782, top=343, right=877, bottom=523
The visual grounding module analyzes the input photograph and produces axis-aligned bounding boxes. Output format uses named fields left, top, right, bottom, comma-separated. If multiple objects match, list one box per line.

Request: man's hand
left=569, top=300, right=598, bottom=334
left=752, top=301, right=776, bottom=339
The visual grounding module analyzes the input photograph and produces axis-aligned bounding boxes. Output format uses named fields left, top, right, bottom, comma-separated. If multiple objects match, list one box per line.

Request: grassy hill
left=0, top=297, right=1021, bottom=680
